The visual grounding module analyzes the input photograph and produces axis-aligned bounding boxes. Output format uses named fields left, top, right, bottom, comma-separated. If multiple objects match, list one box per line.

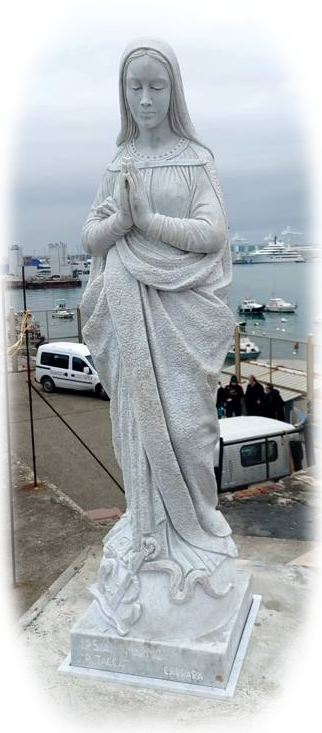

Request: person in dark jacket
left=224, top=375, right=244, bottom=417
left=216, top=381, right=226, bottom=418
left=245, top=374, right=264, bottom=416
left=263, top=382, right=285, bottom=420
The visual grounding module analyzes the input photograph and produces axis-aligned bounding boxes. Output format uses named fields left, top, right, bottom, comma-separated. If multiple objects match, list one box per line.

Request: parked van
left=35, top=342, right=108, bottom=399
left=215, top=416, right=302, bottom=491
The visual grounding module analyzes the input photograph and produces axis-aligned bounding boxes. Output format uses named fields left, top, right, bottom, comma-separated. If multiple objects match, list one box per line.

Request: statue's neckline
left=127, top=137, right=188, bottom=161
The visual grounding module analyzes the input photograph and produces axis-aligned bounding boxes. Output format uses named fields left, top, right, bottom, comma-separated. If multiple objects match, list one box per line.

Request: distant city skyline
left=9, top=12, right=313, bottom=255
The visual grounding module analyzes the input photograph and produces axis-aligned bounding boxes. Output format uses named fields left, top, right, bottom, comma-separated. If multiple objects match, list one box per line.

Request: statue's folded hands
left=82, top=169, right=133, bottom=255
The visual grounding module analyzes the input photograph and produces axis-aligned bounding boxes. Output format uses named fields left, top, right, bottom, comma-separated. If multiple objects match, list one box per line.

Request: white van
left=35, top=342, right=108, bottom=399
left=215, top=416, right=303, bottom=491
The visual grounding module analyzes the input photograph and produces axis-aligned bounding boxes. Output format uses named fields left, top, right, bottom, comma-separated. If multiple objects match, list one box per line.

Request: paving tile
left=287, top=546, right=322, bottom=567
left=86, top=507, right=123, bottom=521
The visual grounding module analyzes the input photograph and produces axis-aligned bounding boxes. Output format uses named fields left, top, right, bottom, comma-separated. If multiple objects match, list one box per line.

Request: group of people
left=216, top=374, right=285, bottom=421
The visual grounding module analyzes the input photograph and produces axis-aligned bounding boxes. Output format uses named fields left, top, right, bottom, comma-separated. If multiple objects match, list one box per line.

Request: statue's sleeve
left=81, top=169, right=128, bottom=256
left=146, top=163, right=227, bottom=254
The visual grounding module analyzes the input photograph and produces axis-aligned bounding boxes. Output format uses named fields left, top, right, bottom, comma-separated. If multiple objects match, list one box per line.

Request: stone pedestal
left=70, top=570, right=252, bottom=691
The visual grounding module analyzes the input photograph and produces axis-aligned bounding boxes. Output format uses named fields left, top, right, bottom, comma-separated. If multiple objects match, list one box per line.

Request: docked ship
left=239, top=235, right=305, bottom=264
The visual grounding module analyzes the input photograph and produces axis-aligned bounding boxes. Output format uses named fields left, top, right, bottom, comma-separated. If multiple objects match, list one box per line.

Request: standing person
left=216, top=381, right=226, bottom=418
left=224, top=375, right=244, bottom=417
left=245, top=374, right=264, bottom=416
left=79, top=38, right=237, bottom=637
left=263, top=383, right=285, bottom=420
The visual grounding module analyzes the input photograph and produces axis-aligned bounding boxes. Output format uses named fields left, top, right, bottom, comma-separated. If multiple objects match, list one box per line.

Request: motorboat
left=238, top=298, right=265, bottom=314
left=226, top=337, right=261, bottom=360
left=52, top=299, right=74, bottom=320
left=264, top=297, right=297, bottom=313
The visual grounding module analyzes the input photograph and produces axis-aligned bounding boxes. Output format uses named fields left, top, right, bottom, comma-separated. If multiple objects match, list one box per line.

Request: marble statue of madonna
left=80, top=38, right=240, bottom=640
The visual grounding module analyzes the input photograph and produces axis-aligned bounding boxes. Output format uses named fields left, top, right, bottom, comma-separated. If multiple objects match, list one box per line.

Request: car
left=35, top=341, right=109, bottom=399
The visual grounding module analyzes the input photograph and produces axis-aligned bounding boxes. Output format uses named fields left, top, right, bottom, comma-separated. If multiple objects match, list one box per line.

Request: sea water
left=6, top=261, right=319, bottom=364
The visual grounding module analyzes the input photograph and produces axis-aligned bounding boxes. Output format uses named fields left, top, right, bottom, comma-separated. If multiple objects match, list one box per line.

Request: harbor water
left=6, top=261, right=318, bottom=365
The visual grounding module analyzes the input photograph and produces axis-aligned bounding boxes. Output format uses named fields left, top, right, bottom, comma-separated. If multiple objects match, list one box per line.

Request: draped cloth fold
left=81, top=137, right=237, bottom=633
left=81, top=193, right=236, bottom=568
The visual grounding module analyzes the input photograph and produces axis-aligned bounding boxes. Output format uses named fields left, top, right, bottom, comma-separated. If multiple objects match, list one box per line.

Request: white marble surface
left=78, top=37, right=240, bottom=644
left=70, top=571, right=252, bottom=688
left=61, top=593, right=261, bottom=699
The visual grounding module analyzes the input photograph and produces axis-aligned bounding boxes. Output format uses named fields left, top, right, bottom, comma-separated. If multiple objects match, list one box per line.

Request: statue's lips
left=139, top=111, right=156, bottom=116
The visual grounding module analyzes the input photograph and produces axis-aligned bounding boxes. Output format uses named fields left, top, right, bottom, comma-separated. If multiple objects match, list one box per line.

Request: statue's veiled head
left=117, top=38, right=198, bottom=145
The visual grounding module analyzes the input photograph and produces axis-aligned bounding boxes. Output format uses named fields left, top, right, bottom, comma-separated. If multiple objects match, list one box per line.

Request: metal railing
left=6, top=307, right=317, bottom=421
left=221, top=325, right=316, bottom=418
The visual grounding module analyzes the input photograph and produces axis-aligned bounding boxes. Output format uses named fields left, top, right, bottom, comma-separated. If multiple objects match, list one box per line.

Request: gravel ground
left=9, top=459, right=108, bottom=617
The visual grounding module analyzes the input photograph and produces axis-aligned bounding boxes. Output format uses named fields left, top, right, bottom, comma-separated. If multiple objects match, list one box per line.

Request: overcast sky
left=7, top=5, right=314, bottom=255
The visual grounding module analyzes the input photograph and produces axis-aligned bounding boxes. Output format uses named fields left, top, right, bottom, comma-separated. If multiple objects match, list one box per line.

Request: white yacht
left=264, top=297, right=297, bottom=313
left=241, top=236, right=305, bottom=264
left=238, top=298, right=265, bottom=314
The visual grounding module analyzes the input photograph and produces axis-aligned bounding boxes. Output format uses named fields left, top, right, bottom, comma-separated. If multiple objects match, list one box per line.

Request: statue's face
left=125, top=54, right=171, bottom=131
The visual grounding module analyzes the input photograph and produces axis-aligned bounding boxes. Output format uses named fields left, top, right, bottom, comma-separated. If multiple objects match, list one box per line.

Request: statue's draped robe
left=80, top=140, right=237, bottom=625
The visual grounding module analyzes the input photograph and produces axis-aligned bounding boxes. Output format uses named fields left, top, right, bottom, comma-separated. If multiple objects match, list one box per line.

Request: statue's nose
left=140, top=89, right=152, bottom=106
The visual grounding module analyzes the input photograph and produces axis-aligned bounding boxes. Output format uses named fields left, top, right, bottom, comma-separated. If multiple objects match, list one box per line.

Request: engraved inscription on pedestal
left=71, top=572, right=252, bottom=689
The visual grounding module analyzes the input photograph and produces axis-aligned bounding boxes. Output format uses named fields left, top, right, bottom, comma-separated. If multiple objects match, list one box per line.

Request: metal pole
left=265, top=436, right=270, bottom=479
left=215, top=437, right=224, bottom=493
left=234, top=324, right=241, bottom=382
left=9, top=307, right=18, bottom=372
left=303, top=420, right=315, bottom=467
left=269, top=337, right=272, bottom=382
left=45, top=309, right=49, bottom=342
left=77, top=305, right=82, bottom=343
left=1, top=280, right=17, bottom=587
left=306, top=333, right=314, bottom=420
left=22, top=266, right=38, bottom=487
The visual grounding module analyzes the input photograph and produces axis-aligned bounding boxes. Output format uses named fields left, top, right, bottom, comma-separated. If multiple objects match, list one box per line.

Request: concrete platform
left=16, top=543, right=318, bottom=730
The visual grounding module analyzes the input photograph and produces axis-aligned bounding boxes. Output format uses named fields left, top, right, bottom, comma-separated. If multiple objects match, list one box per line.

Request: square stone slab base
left=63, top=595, right=261, bottom=696
left=0, top=540, right=322, bottom=733
left=62, top=571, right=258, bottom=696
